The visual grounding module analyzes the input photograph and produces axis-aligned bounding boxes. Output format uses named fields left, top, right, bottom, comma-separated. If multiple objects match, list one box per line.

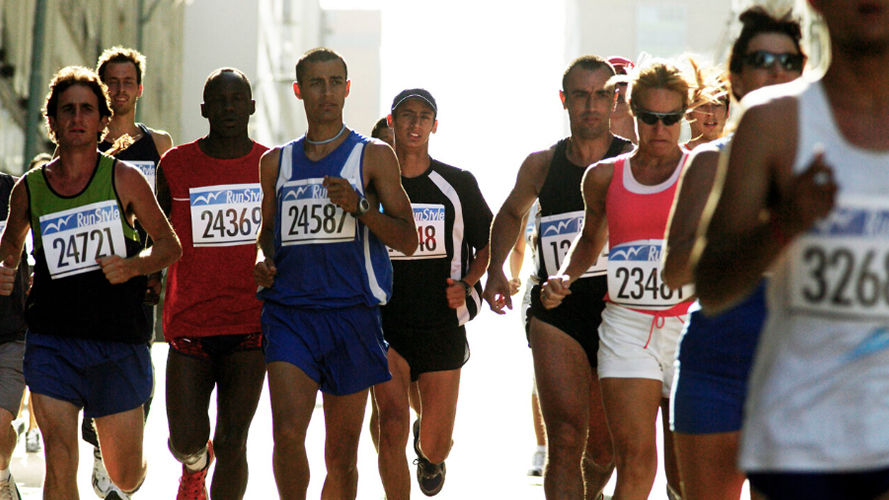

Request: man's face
left=294, top=59, right=350, bottom=123
left=201, top=73, right=255, bottom=138
left=49, top=84, right=107, bottom=148
left=560, top=67, right=615, bottom=140
left=389, top=98, right=437, bottom=150
left=102, top=61, right=142, bottom=116
left=811, top=0, right=889, bottom=54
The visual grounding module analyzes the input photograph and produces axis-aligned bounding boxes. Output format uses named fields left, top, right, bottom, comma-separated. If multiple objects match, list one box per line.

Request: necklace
left=305, top=124, right=347, bottom=145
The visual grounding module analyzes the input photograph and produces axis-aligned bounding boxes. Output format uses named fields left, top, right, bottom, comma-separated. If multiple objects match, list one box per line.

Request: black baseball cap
left=391, top=88, right=437, bottom=118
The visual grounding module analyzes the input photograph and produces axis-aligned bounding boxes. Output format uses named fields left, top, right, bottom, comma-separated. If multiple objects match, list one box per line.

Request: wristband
left=458, top=279, right=472, bottom=296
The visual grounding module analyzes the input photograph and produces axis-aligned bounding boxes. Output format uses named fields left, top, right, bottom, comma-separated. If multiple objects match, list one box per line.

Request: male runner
left=484, top=55, right=632, bottom=500
left=694, top=2, right=889, bottom=498
left=0, top=171, right=29, bottom=500
left=374, top=89, right=491, bottom=498
left=253, top=47, right=417, bottom=500
left=0, top=65, right=181, bottom=499
left=83, top=45, right=174, bottom=499
left=157, top=68, right=267, bottom=500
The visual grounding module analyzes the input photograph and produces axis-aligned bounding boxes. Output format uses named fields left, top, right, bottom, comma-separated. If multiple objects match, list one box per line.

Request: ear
left=345, top=80, right=351, bottom=98
left=137, top=83, right=144, bottom=99
left=387, top=114, right=393, bottom=128
left=431, top=119, right=438, bottom=134
left=559, top=90, right=567, bottom=109
left=249, top=99, right=256, bottom=116
left=200, top=103, right=208, bottom=119
left=728, top=72, right=744, bottom=101
left=293, top=81, right=302, bottom=100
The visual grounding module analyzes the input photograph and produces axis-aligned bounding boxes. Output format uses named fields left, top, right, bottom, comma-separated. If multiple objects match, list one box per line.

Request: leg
left=210, top=349, right=266, bottom=500
left=31, top=393, right=81, bottom=499
left=583, top=376, right=614, bottom=500
left=674, top=431, right=746, bottom=500
left=374, top=348, right=412, bottom=500
left=93, top=406, right=146, bottom=493
left=528, top=383, right=547, bottom=477
left=321, top=389, right=369, bottom=500
left=0, top=409, right=16, bottom=471
left=368, top=387, right=380, bottom=453
left=599, top=377, right=662, bottom=500
left=661, top=399, right=682, bottom=499
left=268, top=361, right=318, bottom=500
left=530, top=319, right=596, bottom=500
left=165, top=349, right=216, bottom=461
left=415, top=368, right=460, bottom=464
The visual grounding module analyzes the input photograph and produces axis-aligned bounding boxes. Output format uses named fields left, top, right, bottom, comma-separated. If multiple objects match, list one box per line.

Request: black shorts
left=527, top=276, right=607, bottom=368
left=383, top=324, right=469, bottom=381
left=748, top=467, right=889, bottom=500
left=169, top=333, right=262, bottom=361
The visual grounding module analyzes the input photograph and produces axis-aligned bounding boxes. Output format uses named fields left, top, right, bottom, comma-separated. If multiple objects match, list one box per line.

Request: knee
left=545, top=418, right=587, bottom=457
left=212, top=431, right=248, bottom=465
left=421, top=433, right=452, bottom=465
left=325, top=440, right=359, bottom=474
left=273, top=419, right=306, bottom=451
left=377, top=414, right=408, bottom=451
left=106, top=457, right=146, bottom=493
left=613, top=438, right=656, bottom=474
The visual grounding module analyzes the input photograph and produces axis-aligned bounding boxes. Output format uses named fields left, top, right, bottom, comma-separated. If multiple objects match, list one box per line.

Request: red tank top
left=162, top=140, right=268, bottom=339
left=605, top=154, right=693, bottom=315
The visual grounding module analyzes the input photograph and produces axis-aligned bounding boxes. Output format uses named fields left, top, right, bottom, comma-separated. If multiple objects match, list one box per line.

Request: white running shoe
left=92, top=447, right=114, bottom=498
left=527, top=449, right=545, bottom=477
left=24, top=429, right=40, bottom=453
left=0, top=473, right=21, bottom=500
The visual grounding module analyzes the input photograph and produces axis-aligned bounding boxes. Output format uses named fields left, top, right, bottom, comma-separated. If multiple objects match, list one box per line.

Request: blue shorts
left=262, top=303, right=391, bottom=395
left=24, top=332, right=152, bottom=419
left=748, top=467, right=889, bottom=500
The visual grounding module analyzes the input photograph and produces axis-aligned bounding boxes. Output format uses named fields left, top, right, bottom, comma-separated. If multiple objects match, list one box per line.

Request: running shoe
left=103, top=486, right=130, bottom=500
left=177, top=441, right=214, bottom=500
left=0, top=473, right=20, bottom=500
left=24, top=429, right=40, bottom=453
left=527, top=449, right=545, bottom=477
left=412, top=419, right=446, bottom=496
left=92, top=447, right=113, bottom=498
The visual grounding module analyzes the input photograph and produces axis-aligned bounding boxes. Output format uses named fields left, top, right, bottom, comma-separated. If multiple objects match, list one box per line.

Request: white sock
left=185, top=450, right=208, bottom=472
left=536, top=445, right=546, bottom=454
left=0, top=467, right=10, bottom=481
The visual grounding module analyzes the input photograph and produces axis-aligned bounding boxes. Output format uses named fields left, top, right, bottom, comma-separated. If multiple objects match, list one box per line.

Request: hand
left=779, top=151, right=837, bottom=238
left=508, top=277, right=521, bottom=296
left=98, top=255, right=138, bottom=285
left=323, top=176, right=360, bottom=214
left=445, top=278, right=467, bottom=309
left=144, top=271, right=162, bottom=305
left=540, top=274, right=571, bottom=310
left=483, top=271, right=512, bottom=315
left=0, top=255, right=17, bottom=296
left=254, top=258, right=277, bottom=288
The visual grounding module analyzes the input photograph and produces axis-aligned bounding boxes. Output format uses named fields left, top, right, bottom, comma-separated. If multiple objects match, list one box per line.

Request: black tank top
left=535, top=136, right=630, bottom=281
left=0, top=174, right=29, bottom=342
left=99, top=123, right=161, bottom=164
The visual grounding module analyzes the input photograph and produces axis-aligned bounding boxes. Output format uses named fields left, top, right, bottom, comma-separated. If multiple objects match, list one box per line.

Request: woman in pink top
left=541, top=61, right=694, bottom=500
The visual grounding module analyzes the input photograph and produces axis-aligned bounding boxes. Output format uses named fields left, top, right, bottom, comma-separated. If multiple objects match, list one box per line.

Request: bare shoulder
left=362, top=140, right=399, bottom=174
left=260, top=146, right=283, bottom=172
left=584, top=155, right=618, bottom=185
left=146, top=127, right=174, bottom=155
left=522, top=146, right=555, bottom=175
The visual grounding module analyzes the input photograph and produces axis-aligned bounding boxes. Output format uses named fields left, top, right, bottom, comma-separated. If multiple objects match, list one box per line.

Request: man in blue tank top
left=253, top=47, right=417, bottom=499
left=0, top=66, right=181, bottom=499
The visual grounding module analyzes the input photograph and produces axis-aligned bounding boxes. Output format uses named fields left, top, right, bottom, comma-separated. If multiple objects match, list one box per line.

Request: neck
left=823, top=45, right=889, bottom=113
left=632, top=144, right=682, bottom=169
left=105, top=111, right=139, bottom=142
left=56, top=146, right=99, bottom=176
left=395, top=145, right=431, bottom=178
left=199, top=133, right=253, bottom=160
left=566, top=131, right=614, bottom=166
left=306, top=121, right=346, bottom=143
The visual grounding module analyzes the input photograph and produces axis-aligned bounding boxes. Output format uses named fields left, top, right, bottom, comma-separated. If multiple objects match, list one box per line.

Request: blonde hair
left=627, top=61, right=692, bottom=112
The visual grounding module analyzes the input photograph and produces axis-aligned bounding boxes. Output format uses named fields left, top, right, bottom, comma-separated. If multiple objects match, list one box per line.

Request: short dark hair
left=96, top=46, right=146, bottom=84
left=203, top=67, right=253, bottom=101
left=43, top=66, right=112, bottom=144
left=295, top=47, right=348, bottom=85
left=371, top=117, right=390, bottom=139
left=728, top=7, right=803, bottom=76
left=562, top=55, right=615, bottom=90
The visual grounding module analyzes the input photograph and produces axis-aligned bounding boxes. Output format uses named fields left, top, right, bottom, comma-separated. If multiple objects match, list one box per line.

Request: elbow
left=662, top=260, right=691, bottom=290
left=399, top=231, right=419, bottom=256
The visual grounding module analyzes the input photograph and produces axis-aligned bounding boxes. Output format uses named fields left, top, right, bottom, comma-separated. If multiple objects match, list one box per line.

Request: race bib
left=539, top=211, right=607, bottom=278
left=130, top=161, right=156, bottom=195
left=190, top=183, right=262, bottom=247
left=789, top=196, right=889, bottom=319
left=607, top=239, right=692, bottom=309
left=389, top=203, right=446, bottom=260
left=280, top=178, right=356, bottom=246
left=39, top=200, right=126, bottom=279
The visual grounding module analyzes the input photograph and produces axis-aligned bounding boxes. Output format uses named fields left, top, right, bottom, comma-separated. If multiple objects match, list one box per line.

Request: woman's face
left=635, top=87, right=685, bottom=157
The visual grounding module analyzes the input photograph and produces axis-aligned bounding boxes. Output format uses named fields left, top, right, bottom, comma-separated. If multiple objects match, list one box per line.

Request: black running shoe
left=412, top=419, right=446, bottom=496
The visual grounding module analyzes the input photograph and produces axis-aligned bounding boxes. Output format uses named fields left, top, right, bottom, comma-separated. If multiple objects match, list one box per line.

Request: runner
left=83, top=45, right=174, bottom=499
left=662, top=8, right=805, bottom=499
left=156, top=68, right=267, bottom=500
left=541, top=60, right=694, bottom=500
left=694, top=2, right=889, bottom=498
left=609, top=56, right=637, bottom=144
left=484, top=55, right=632, bottom=500
left=0, top=169, right=29, bottom=500
left=371, top=117, right=395, bottom=147
left=0, top=65, right=181, bottom=499
left=681, top=59, right=730, bottom=151
left=374, top=88, right=491, bottom=498
left=253, top=47, right=417, bottom=500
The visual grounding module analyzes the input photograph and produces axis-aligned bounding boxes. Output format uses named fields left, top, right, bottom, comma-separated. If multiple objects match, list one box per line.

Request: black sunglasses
left=743, top=51, right=804, bottom=72
left=634, top=109, right=684, bottom=126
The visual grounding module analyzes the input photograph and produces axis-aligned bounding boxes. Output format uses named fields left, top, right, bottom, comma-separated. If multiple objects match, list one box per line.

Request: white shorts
left=597, top=303, right=687, bottom=398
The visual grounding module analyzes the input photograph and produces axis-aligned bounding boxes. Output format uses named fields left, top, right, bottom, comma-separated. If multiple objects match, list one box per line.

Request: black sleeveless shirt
left=0, top=173, right=29, bottom=342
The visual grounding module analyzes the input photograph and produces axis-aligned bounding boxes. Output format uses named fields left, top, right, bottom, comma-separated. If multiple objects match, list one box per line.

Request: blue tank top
left=259, top=131, right=392, bottom=308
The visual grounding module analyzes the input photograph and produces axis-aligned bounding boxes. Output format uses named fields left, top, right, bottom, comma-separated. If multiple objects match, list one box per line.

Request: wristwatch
left=352, top=194, right=370, bottom=216
left=458, top=279, right=472, bottom=296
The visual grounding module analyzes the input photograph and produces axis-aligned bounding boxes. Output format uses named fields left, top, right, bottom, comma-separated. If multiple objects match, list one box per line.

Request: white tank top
left=740, top=78, right=889, bottom=472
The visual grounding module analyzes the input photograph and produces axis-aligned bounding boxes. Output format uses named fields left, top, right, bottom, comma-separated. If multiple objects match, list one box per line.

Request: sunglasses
left=634, top=109, right=684, bottom=126
left=743, top=51, right=804, bottom=72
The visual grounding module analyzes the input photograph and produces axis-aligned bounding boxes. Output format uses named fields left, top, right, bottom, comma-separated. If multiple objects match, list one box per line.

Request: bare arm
left=99, top=162, right=182, bottom=284
left=325, top=142, right=417, bottom=255
left=507, top=211, right=530, bottom=296
left=155, top=160, right=172, bottom=217
left=483, top=150, right=550, bottom=313
left=445, top=244, right=491, bottom=309
left=693, top=96, right=836, bottom=313
left=0, top=180, right=31, bottom=295
left=662, top=147, right=720, bottom=289
left=254, top=148, right=280, bottom=288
